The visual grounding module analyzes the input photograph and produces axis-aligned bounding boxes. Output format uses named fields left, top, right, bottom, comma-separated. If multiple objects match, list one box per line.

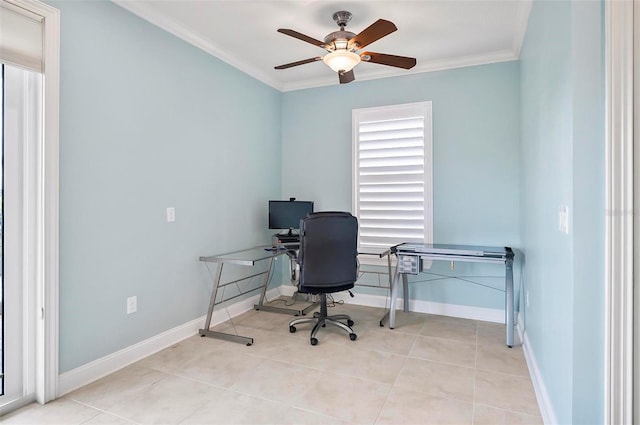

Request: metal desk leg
left=379, top=254, right=395, bottom=326
left=254, top=257, right=318, bottom=316
left=505, top=251, right=515, bottom=348
left=199, top=263, right=254, bottom=346
left=402, top=274, right=409, bottom=312
left=388, top=269, right=401, bottom=329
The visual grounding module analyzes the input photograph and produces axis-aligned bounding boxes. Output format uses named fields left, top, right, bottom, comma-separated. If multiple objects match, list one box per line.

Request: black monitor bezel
left=268, top=200, right=314, bottom=232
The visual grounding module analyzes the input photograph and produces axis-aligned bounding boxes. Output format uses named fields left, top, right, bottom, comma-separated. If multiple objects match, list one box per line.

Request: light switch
left=558, top=206, right=569, bottom=234
left=166, top=207, right=176, bottom=223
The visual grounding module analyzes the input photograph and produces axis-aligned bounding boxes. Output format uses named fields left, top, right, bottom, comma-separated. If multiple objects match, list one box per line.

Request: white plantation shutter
left=353, top=102, right=432, bottom=252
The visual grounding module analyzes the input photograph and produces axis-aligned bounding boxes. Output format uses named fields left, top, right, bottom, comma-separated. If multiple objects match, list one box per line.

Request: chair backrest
left=297, top=212, right=358, bottom=293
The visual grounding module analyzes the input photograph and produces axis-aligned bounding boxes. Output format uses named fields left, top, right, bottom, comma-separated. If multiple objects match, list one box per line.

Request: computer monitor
left=268, top=200, right=314, bottom=236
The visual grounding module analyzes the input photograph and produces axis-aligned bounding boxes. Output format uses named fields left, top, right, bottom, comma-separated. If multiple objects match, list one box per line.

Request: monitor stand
left=278, top=228, right=295, bottom=237
left=275, top=229, right=299, bottom=243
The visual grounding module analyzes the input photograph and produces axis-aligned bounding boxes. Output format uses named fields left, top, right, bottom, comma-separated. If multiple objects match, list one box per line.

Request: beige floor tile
left=376, top=386, right=473, bottom=425
left=233, top=308, right=297, bottom=332
left=329, top=302, right=388, bottom=329
left=477, top=323, right=521, bottom=347
left=66, top=364, right=167, bottom=410
left=410, top=335, right=477, bottom=368
left=105, top=373, right=221, bottom=424
left=420, top=319, right=478, bottom=344
left=388, top=311, right=429, bottom=334
left=427, top=314, right=478, bottom=328
left=476, top=343, right=529, bottom=377
left=310, top=341, right=407, bottom=384
left=228, top=358, right=320, bottom=406
left=179, top=389, right=346, bottom=425
left=291, top=372, right=391, bottom=424
left=81, top=412, right=137, bottom=424
left=472, top=405, right=543, bottom=425
left=395, top=357, right=475, bottom=402
left=2, top=398, right=100, bottom=425
left=504, top=410, right=544, bottom=424
left=4, top=305, right=543, bottom=425
left=474, top=371, right=540, bottom=416
left=350, top=325, right=418, bottom=355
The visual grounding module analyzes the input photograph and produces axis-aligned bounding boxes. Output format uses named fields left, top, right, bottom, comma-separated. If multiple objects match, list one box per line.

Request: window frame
left=352, top=101, right=433, bottom=264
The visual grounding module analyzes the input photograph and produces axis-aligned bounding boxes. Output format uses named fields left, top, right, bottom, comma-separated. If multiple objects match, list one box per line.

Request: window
left=352, top=102, right=433, bottom=254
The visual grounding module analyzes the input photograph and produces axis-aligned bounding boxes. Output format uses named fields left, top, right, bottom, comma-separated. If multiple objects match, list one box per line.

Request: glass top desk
left=385, top=243, right=516, bottom=347
left=199, top=246, right=393, bottom=346
left=199, top=246, right=314, bottom=346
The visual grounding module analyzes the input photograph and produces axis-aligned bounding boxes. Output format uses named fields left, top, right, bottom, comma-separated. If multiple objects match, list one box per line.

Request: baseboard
left=520, top=324, right=557, bottom=425
left=57, top=287, right=283, bottom=397
left=279, top=284, right=506, bottom=323
left=58, top=284, right=509, bottom=397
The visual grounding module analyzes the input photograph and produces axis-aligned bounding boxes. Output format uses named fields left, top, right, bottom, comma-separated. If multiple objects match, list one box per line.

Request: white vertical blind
left=353, top=102, right=433, bottom=250
left=0, top=1, right=44, bottom=72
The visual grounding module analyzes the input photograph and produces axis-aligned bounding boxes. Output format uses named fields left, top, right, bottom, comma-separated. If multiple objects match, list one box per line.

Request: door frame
left=0, top=0, right=60, bottom=409
left=605, top=0, right=635, bottom=423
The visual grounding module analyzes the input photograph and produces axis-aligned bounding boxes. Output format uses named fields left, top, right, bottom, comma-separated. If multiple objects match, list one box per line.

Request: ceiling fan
left=274, top=11, right=417, bottom=84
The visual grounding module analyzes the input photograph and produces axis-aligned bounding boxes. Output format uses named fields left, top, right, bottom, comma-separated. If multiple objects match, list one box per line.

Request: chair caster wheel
left=349, top=333, right=357, bottom=341
left=289, top=326, right=296, bottom=333
left=347, top=319, right=354, bottom=326
left=310, top=338, right=318, bottom=346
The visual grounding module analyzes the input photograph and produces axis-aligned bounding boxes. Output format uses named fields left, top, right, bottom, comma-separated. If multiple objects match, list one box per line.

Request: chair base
left=288, top=293, right=357, bottom=345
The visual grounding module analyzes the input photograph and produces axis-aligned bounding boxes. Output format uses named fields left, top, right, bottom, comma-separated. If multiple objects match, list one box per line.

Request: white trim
left=112, top=0, right=520, bottom=93
left=57, top=287, right=283, bottom=396
left=634, top=1, right=640, bottom=422
left=0, top=0, right=59, bottom=407
left=280, top=51, right=518, bottom=92
left=605, top=0, right=635, bottom=423
left=112, top=0, right=280, bottom=90
left=520, top=325, right=557, bottom=425
left=279, top=284, right=506, bottom=323
left=511, top=0, right=533, bottom=58
left=58, top=281, right=509, bottom=397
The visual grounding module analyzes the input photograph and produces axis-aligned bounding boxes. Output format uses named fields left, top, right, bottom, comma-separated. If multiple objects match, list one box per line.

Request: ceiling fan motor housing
left=324, top=31, right=356, bottom=50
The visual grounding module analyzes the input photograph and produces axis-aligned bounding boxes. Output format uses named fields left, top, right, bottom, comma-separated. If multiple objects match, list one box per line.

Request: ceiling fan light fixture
left=323, top=50, right=361, bottom=73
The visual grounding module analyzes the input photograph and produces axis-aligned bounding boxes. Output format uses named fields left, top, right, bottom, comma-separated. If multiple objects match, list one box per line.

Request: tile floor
left=3, top=301, right=542, bottom=425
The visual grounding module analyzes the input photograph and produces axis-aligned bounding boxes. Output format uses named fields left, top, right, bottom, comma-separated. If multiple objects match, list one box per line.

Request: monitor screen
left=268, top=200, right=314, bottom=231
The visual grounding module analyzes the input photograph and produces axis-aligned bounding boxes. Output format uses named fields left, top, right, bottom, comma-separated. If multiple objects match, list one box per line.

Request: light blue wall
left=281, top=62, right=521, bottom=310
left=49, top=4, right=607, bottom=422
left=51, top=0, right=282, bottom=372
left=519, top=0, right=604, bottom=423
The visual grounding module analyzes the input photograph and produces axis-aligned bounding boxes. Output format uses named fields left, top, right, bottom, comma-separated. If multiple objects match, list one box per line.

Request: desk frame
left=199, top=247, right=317, bottom=346
left=383, top=244, right=516, bottom=347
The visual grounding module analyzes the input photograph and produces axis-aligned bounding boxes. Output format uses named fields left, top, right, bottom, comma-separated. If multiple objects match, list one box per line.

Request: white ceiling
left=114, top=0, right=532, bottom=92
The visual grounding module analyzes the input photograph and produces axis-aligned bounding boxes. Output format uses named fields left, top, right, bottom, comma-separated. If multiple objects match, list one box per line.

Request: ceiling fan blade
left=277, top=29, right=326, bottom=48
left=349, top=19, right=397, bottom=49
left=274, top=57, right=323, bottom=70
left=339, top=69, right=355, bottom=84
left=361, top=51, right=417, bottom=69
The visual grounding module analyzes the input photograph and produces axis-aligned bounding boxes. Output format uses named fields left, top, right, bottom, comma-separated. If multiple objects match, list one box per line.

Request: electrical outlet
left=166, top=207, right=175, bottom=222
left=127, top=296, right=137, bottom=314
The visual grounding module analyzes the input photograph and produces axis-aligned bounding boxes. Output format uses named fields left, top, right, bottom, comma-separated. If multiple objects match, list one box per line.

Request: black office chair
left=288, top=211, right=359, bottom=345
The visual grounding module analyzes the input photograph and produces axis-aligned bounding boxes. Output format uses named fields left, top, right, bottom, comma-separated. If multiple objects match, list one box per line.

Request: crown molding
left=512, top=0, right=533, bottom=57
left=280, top=50, right=519, bottom=92
left=114, top=1, right=524, bottom=93
left=113, top=1, right=285, bottom=91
